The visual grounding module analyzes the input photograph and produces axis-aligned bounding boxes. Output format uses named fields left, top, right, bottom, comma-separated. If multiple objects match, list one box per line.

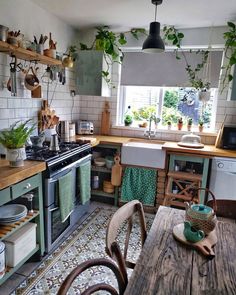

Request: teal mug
left=183, top=221, right=205, bottom=243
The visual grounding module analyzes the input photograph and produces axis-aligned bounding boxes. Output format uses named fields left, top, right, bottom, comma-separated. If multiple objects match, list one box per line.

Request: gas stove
left=26, top=141, right=92, bottom=176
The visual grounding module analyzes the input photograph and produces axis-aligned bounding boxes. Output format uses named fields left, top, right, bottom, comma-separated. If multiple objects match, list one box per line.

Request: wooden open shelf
left=0, top=244, right=39, bottom=285
left=0, top=210, right=39, bottom=240
left=0, top=40, right=62, bottom=66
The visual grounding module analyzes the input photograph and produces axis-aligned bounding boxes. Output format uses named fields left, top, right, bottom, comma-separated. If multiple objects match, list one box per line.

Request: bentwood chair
left=57, top=258, right=127, bottom=295
left=207, top=199, right=236, bottom=219
left=105, top=200, right=147, bottom=285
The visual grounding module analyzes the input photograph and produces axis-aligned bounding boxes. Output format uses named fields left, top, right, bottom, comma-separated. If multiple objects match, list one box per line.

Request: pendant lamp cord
left=154, top=3, right=157, bottom=21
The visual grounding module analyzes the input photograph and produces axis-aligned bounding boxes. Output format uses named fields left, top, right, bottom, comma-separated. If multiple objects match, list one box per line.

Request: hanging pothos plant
left=221, top=21, right=236, bottom=92
left=79, top=26, right=146, bottom=86
left=163, top=25, right=210, bottom=91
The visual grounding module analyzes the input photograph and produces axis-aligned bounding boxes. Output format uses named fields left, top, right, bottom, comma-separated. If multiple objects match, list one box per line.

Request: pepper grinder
left=22, top=193, right=34, bottom=214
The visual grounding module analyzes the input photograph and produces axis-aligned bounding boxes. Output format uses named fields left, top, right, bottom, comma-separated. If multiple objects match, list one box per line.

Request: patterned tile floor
left=0, top=202, right=111, bottom=295
left=0, top=202, right=154, bottom=295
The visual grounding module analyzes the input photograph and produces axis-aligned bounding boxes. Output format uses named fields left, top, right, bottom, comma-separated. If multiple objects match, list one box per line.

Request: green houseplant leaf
left=0, top=119, right=35, bottom=149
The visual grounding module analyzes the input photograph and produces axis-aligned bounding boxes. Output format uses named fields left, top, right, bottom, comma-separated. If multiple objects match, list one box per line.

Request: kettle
left=56, top=120, right=70, bottom=140
left=49, top=134, right=60, bottom=151
left=185, top=188, right=217, bottom=235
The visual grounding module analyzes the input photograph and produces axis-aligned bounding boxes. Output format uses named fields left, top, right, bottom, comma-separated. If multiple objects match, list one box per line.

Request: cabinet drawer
left=11, top=174, right=40, bottom=200
left=0, top=187, right=11, bottom=206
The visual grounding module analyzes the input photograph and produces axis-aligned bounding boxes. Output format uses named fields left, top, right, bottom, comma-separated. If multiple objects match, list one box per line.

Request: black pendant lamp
left=142, top=0, right=165, bottom=53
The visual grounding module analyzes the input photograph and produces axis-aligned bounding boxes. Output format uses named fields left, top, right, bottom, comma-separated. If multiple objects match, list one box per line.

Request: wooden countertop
left=0, top=159, right=46, bottom=190
left=76, top=135, right=236, bottom=158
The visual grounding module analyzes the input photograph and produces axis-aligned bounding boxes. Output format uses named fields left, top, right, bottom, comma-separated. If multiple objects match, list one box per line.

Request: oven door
left=44, top=168, right=76, bottom=252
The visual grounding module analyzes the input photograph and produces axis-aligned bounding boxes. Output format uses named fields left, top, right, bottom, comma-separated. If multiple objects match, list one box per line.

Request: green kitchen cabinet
left=167, top=153, right=210, bottom=204
left=0, top=173, right=45, bottom=285
left=75, top=50, right=111, bottom=96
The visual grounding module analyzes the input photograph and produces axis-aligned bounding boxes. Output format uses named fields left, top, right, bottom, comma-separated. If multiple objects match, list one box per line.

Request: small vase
left=167, top=124, right=171, bottom=130
left=6, top=147, right=26, bottom=167
left=187, top=125, right=192, bottom=132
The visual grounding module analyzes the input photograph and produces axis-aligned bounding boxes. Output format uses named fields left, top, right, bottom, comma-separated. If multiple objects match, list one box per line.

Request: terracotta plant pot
left=199, top=126, right=204, bottom=132
left=177, top=123, right=183, bottom=130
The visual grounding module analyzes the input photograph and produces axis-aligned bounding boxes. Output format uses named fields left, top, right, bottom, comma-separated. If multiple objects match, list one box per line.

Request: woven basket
left=185, top=188, right=217, bottom=235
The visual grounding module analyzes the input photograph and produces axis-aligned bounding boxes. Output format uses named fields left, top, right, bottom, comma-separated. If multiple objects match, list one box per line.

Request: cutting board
left=111, top=155, right=122, bottom=186
left=100, top=101, right=110, bottom=135
left=173, top=223, right=217, bottom=258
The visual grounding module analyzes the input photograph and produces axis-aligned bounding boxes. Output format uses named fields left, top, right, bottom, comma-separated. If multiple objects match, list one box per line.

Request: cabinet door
left=75, top=50, right=110, bottom=96
left=0, top=187, right=11, bottom=206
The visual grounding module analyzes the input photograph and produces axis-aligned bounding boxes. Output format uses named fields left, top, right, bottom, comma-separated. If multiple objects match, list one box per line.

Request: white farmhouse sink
left=121, top=141, right=166, bottom=169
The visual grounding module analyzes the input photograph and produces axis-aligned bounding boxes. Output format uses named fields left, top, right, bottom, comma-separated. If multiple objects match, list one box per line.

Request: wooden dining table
left=124, top=206, right=236, bottom=295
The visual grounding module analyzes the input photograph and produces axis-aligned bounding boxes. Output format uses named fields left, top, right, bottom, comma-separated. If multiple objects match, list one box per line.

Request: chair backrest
left=207, top=199, right=236, bottom=219
left=105, top=200, right=147, bottom=285
left=57, top=258, right=126, bottom=295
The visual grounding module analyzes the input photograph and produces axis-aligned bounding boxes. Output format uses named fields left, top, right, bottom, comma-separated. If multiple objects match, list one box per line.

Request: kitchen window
left=118, top=85, right=217, bottom=130
left=118, top=50, right=223, bottom=131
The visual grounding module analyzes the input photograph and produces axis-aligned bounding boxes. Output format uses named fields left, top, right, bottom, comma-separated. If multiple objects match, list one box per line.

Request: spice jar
left=92, top=176, right=99, bottom=189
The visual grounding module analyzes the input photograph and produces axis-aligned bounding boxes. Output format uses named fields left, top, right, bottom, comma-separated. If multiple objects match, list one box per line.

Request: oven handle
left=49, top=207, right=60, bottom=212
left=49, top=169, right=73, bottom=183
left=49, top=154, right=92, bottom=179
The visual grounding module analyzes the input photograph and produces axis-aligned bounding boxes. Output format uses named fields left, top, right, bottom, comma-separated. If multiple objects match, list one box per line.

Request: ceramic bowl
left=94, top=157, right=106, bottom=167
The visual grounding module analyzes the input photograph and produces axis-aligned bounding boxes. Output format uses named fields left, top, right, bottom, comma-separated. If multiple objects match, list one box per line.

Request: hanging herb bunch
left=163, top=25, right=211, bottom=91
left=79, top=26, right=146, bottom=86
left=221, top=21, right=236, bottom=92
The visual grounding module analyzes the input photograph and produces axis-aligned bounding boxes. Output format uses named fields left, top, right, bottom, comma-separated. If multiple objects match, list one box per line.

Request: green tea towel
left=121, top=167, right=157, bottom=206
left=78, top=161, right=91, bottom=205
left=58, top=171, right=73, bottom=222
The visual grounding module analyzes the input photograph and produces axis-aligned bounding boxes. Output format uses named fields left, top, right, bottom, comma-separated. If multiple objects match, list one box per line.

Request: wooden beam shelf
left=0, top=40, right=62, bottom=66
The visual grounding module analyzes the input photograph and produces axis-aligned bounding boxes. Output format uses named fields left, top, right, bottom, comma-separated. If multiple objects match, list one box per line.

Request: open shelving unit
left=0, top=40, right=62, bottom=66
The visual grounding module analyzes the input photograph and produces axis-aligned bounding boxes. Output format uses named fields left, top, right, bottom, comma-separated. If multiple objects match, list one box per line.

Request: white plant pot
left=6, top=147, right=26, bottom=167
left=198, top=90, right=211, bottom=102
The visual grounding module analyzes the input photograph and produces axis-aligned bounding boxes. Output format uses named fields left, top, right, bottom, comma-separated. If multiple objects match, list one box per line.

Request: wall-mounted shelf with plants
left=0, top=40, right=62, bottom=66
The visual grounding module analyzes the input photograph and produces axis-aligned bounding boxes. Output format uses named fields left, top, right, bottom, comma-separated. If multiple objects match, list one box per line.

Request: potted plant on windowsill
left=198, top=119, right=204, bottom=132
left=0, top=119, right=35, bottom=167
left=177, top=117, right=183, bottom=130
left=187, top=118, right=193, bottom=131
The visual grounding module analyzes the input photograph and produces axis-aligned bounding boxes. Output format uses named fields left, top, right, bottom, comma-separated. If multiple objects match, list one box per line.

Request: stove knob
left=217, top=162, right=224, bottom=169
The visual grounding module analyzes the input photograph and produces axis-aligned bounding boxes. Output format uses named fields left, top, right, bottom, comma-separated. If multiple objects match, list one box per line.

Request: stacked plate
left=0, top=204, right=27, bottom=224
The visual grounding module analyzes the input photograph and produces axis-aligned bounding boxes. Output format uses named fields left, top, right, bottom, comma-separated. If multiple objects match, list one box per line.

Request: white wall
left=0, top=0, right=80, bottom=132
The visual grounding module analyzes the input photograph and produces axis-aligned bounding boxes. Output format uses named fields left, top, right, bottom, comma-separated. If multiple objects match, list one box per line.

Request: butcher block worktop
left=77, top=135, right=236, bottom=158
left=0, top=159, right=46, bottom=190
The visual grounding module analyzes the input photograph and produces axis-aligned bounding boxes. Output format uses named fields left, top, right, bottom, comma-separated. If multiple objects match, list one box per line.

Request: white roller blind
left=120, top=51, right=223, bottom=88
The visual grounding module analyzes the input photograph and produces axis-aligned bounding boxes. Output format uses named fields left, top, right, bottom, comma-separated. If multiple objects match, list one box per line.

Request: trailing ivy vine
left=79, top=26, right=146, bottom=86
left=221, top=21, right=236, bottom=92
left=163, top=25, right=210, bottom=90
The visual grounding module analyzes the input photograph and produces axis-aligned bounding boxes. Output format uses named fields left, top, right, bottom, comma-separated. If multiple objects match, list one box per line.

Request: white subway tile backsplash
left=0, top=98, right=7, bottom=108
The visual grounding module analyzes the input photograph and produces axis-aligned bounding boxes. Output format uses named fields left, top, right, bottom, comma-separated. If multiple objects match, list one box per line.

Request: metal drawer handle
left=24, top=183, right=32, bottom=189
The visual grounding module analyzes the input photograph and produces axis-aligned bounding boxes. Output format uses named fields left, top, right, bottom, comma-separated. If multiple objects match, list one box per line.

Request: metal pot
left=0, top=25, right=9, bottom=42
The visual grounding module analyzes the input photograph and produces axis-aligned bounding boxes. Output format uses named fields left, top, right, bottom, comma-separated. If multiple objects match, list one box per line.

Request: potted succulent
left=0, top=119, right=35, bottom=167
left=177, top=117, right=183, bottom=130
left=187, top=118, right=193, bottom=131
left=198, top=119, right=204, bottom=132
left=167, top=121, right=172, bottom=130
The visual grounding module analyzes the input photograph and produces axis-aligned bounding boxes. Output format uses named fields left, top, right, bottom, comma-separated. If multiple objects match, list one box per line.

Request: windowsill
left=112, top=125, right=218, bottom=137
